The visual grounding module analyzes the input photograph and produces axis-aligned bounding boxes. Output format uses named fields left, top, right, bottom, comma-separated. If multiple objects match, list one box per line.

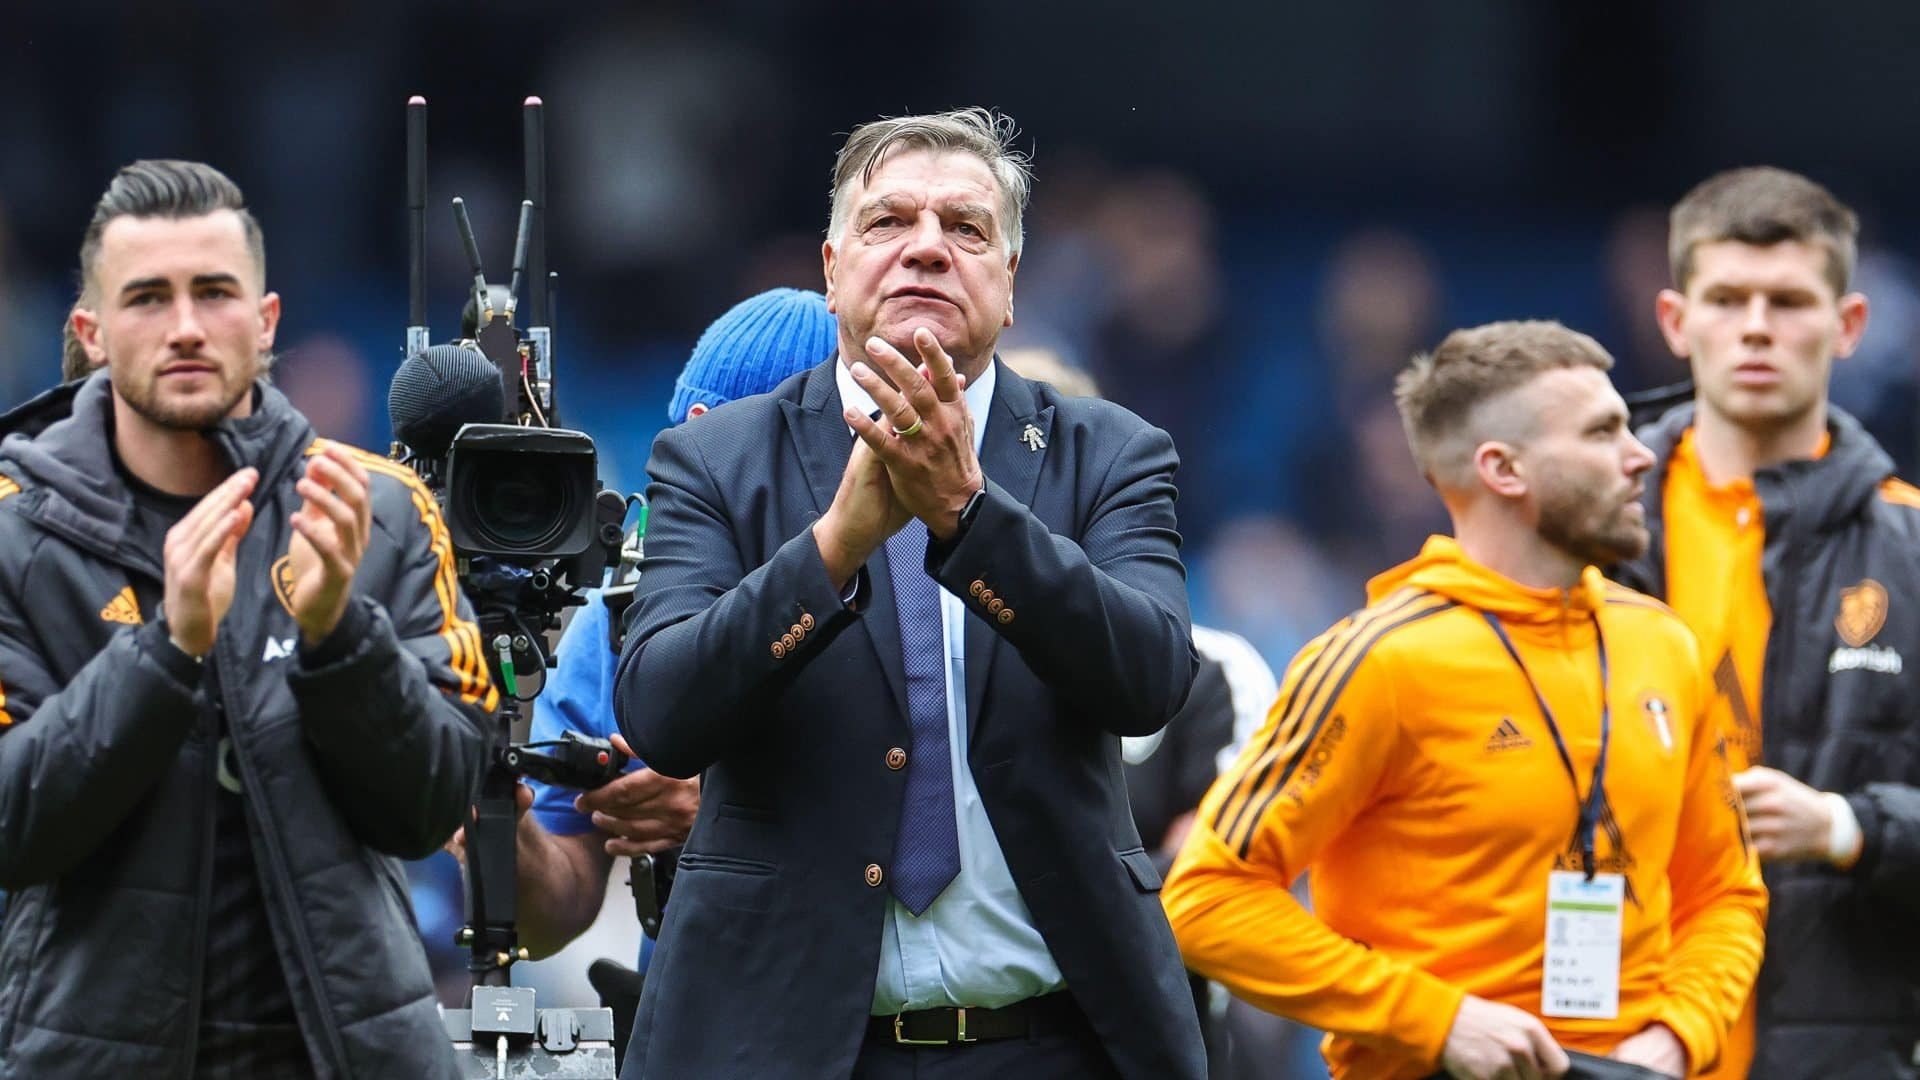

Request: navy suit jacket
left=614, top=357, right=1206, bottom=1079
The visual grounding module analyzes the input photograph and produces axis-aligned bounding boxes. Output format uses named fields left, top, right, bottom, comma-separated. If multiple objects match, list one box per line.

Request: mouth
left=1731, top=361, right=1781, bottom=386
left=886, top=286, right=957, bottom=307
left=158, top=361, right=218, bottom=379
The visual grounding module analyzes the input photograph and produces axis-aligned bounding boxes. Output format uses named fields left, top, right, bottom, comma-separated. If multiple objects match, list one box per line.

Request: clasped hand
left=814, top=329, right=985, bottom=588
left=163, top=441, right=372, bottom=657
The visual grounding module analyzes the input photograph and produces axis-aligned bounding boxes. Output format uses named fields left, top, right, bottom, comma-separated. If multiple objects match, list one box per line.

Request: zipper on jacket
left=215, top=631, right=355, bottom=1076
left=1756, top=495, right=1799, bottom=769
left=178, top=678, right=219, bottom=1078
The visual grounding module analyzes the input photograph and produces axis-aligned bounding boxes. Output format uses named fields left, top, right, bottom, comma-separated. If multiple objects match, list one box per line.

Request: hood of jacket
left=1368, top=534, right=1608, bottom=630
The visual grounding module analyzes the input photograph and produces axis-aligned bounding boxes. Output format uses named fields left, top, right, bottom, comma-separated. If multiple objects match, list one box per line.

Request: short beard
left=120, top=368, right=256, bottom=432
left=1536, top=483, right=1649, bottom=568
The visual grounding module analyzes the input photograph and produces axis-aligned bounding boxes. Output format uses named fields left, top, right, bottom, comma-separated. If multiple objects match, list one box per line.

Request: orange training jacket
left=1163, top=536, right=1766, bottom=1079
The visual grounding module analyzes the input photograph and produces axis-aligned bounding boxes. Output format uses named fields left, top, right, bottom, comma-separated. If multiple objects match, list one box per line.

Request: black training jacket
left=1616, top=404, right=1920, bottom=1079
left=0, top=373, right=496, bottom=1078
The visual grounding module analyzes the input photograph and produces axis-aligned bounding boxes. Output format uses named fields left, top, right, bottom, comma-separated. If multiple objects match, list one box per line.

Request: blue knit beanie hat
left=669, top=288, right=838, bottom=425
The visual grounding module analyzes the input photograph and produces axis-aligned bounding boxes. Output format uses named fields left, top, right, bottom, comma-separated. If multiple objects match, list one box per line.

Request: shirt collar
left=835, top=352, right=996, bottom=455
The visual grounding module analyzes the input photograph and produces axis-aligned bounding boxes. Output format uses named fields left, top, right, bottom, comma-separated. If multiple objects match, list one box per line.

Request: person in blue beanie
left=510, top=287, right=837, bottom=962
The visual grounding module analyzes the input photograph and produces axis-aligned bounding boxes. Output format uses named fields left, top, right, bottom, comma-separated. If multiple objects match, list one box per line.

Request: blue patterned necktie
left=884, top=519, right=961, bottom=915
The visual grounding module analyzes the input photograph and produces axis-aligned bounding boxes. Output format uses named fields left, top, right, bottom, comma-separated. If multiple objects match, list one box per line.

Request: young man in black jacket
left=0, top=160, right=496, bottom=1077
left=1614, top=166, right=1920, bottom=1079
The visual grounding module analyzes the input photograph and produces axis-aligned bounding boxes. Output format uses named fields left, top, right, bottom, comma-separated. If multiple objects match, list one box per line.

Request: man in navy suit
left=614, top=107, right=1207, bottom=1079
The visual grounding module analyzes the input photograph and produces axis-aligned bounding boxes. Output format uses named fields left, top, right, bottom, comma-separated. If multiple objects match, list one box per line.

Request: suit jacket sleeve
left=927, top=422, right=1197, bottom=736
left=287, top=474, right=496, bottom=859
left=615, top=423, right=864, bottom=779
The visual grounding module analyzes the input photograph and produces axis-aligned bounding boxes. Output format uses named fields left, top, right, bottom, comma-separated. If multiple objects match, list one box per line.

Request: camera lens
left=465, top=453, right=577, bottom=553
left=442, top=424, right=599, bottom=562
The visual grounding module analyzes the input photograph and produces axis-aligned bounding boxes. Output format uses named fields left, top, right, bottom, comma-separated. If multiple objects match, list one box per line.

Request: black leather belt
left=867, top=991, right=1080, bottom=1046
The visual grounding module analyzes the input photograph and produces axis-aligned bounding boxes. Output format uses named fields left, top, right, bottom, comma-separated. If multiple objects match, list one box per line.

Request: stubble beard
left=1536, top=482, right=1650, bottom=568
left=120, top=358, right=257, bottom=432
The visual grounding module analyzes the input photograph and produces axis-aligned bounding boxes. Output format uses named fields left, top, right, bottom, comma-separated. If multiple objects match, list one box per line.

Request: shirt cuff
left=1825, top=790, right=1864, bottom=868
left=837, top=564, right=870, bottom=612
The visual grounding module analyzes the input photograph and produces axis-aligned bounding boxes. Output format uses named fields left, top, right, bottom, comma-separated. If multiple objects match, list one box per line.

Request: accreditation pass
left=1541, top=871, right=1624, bottom=1019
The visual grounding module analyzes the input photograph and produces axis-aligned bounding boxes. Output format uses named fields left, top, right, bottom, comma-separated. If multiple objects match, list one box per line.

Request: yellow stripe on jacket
left=312, top=442, right=499, bottom=713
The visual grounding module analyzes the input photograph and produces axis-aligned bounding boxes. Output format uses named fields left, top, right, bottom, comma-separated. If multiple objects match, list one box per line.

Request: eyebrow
left=855, top=195, right=915, bottom=222
left=118, top=272, right=243, bottom=299
left=854, top=196, right=998, bottom=227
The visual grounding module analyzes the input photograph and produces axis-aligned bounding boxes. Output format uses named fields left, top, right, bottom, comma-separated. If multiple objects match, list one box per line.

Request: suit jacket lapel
left=967, top=360, right=1053, bottom=737
left=784, top=359, right=911, bottom=724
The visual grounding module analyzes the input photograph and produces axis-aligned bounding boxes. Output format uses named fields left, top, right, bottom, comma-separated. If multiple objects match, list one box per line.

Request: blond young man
left=1166, top=321, right=1765, bottom=1080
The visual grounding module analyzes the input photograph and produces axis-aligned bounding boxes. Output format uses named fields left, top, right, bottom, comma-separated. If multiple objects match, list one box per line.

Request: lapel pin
left=1021, top=423, right=1046, bottom=452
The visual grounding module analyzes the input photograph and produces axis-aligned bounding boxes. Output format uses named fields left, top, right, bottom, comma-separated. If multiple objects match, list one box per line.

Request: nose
left=167, top=293, right=207, bottom=353
left=899, top=211, right=949, bottom=272
left=1623, top=430, right=1656, bottom=477
left=1740, top=293, right=1772, bottom=344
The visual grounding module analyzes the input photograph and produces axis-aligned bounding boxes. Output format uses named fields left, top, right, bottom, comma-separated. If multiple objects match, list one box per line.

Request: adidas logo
left=99, top=587, right=142, bottom=626
left=1486, top=717, right=1532, bottom=752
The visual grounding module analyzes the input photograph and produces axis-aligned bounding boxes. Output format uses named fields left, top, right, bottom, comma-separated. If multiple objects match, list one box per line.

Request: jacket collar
left=0, top=370, right=316, bottom=560
left=1639, top=401, right=1892, bottom=537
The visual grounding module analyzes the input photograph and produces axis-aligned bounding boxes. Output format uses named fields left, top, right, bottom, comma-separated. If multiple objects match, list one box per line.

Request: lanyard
left=1480, top=610, right=1611, bottom=880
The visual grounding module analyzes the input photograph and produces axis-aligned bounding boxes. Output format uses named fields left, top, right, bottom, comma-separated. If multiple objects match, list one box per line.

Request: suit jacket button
left=886, top=747, right=907, bottom=770
left=771, top=640, right=787, bottom=659
left=865, top=863, right=884, bottom=887
left=790, top=622, right=806, bottom=640
left=969, top=580, right=985, bottom=597
left=781, top=632, right=797, bottom=650
left=979, top=588, right=995, bottom=604
left=800, top=612, right=816, bottom=631
left=987, top=598, right=1003, bottom=614
left=997, top=608, right=1015, bottom=625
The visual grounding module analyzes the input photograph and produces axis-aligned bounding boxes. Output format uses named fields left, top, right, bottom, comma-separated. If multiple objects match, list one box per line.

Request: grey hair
left=827, top=107, right=1032, bottom=260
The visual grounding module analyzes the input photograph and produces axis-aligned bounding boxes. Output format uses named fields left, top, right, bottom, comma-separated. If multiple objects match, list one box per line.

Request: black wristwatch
left=954, top=486, right=987, bottom=538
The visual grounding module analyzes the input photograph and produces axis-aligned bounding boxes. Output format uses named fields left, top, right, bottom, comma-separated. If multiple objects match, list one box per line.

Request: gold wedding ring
left=893, top=418, right=925, bottom=438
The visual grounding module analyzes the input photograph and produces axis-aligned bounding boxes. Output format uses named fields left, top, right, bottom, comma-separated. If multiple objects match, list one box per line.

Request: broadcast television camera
left=388, top=94, right=627, bottom=1079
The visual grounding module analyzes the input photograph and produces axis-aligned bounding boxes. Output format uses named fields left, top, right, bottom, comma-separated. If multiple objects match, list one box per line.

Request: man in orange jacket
left=1164, top=320, right=1766, bottom=1080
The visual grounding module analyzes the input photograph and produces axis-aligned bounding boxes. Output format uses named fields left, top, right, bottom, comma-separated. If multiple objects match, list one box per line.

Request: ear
left=1002, top=250, right=1019, bottom=328
left=1654, top=288, right=1690, bottom=361
left=72, top=306, right=108, bottom=367
left=1472, top=440, right=1528, bottom=499
left=822, top=239, right=839, bottom=314
left=686, top=402, right=709, bottom=419
left=257, top=291, right=282, bottom=355
left=1832, top=292, right=1870, bottom=360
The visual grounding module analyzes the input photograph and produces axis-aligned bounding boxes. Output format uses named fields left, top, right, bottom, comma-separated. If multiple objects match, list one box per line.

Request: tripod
left=441, top=601, right=619, bottom=1079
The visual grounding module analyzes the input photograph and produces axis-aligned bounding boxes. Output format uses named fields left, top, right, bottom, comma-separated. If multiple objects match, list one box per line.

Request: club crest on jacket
left=1836, top=578, right=1888, bottom=648
left=272, top=554, right=298, bottom=617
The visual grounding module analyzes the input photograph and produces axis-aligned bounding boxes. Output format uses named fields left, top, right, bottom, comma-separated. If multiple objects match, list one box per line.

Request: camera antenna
left=406, top=96, right=428, bottom=359
left=451, top=196, right=492, bottom=324
left=522, top=96, right=554, bottom=418
left=507, top=200, right=534, bottom=319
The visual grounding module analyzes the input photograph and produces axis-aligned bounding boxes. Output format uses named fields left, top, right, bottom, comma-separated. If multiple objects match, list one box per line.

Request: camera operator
left=0, top=160, right=495, bottom=1078
left=503, top=287, right=839, bottom=961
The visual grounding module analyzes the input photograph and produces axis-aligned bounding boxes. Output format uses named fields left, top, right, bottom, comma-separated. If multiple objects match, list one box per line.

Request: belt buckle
left=891, top=1007, right=972, bottom=1045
